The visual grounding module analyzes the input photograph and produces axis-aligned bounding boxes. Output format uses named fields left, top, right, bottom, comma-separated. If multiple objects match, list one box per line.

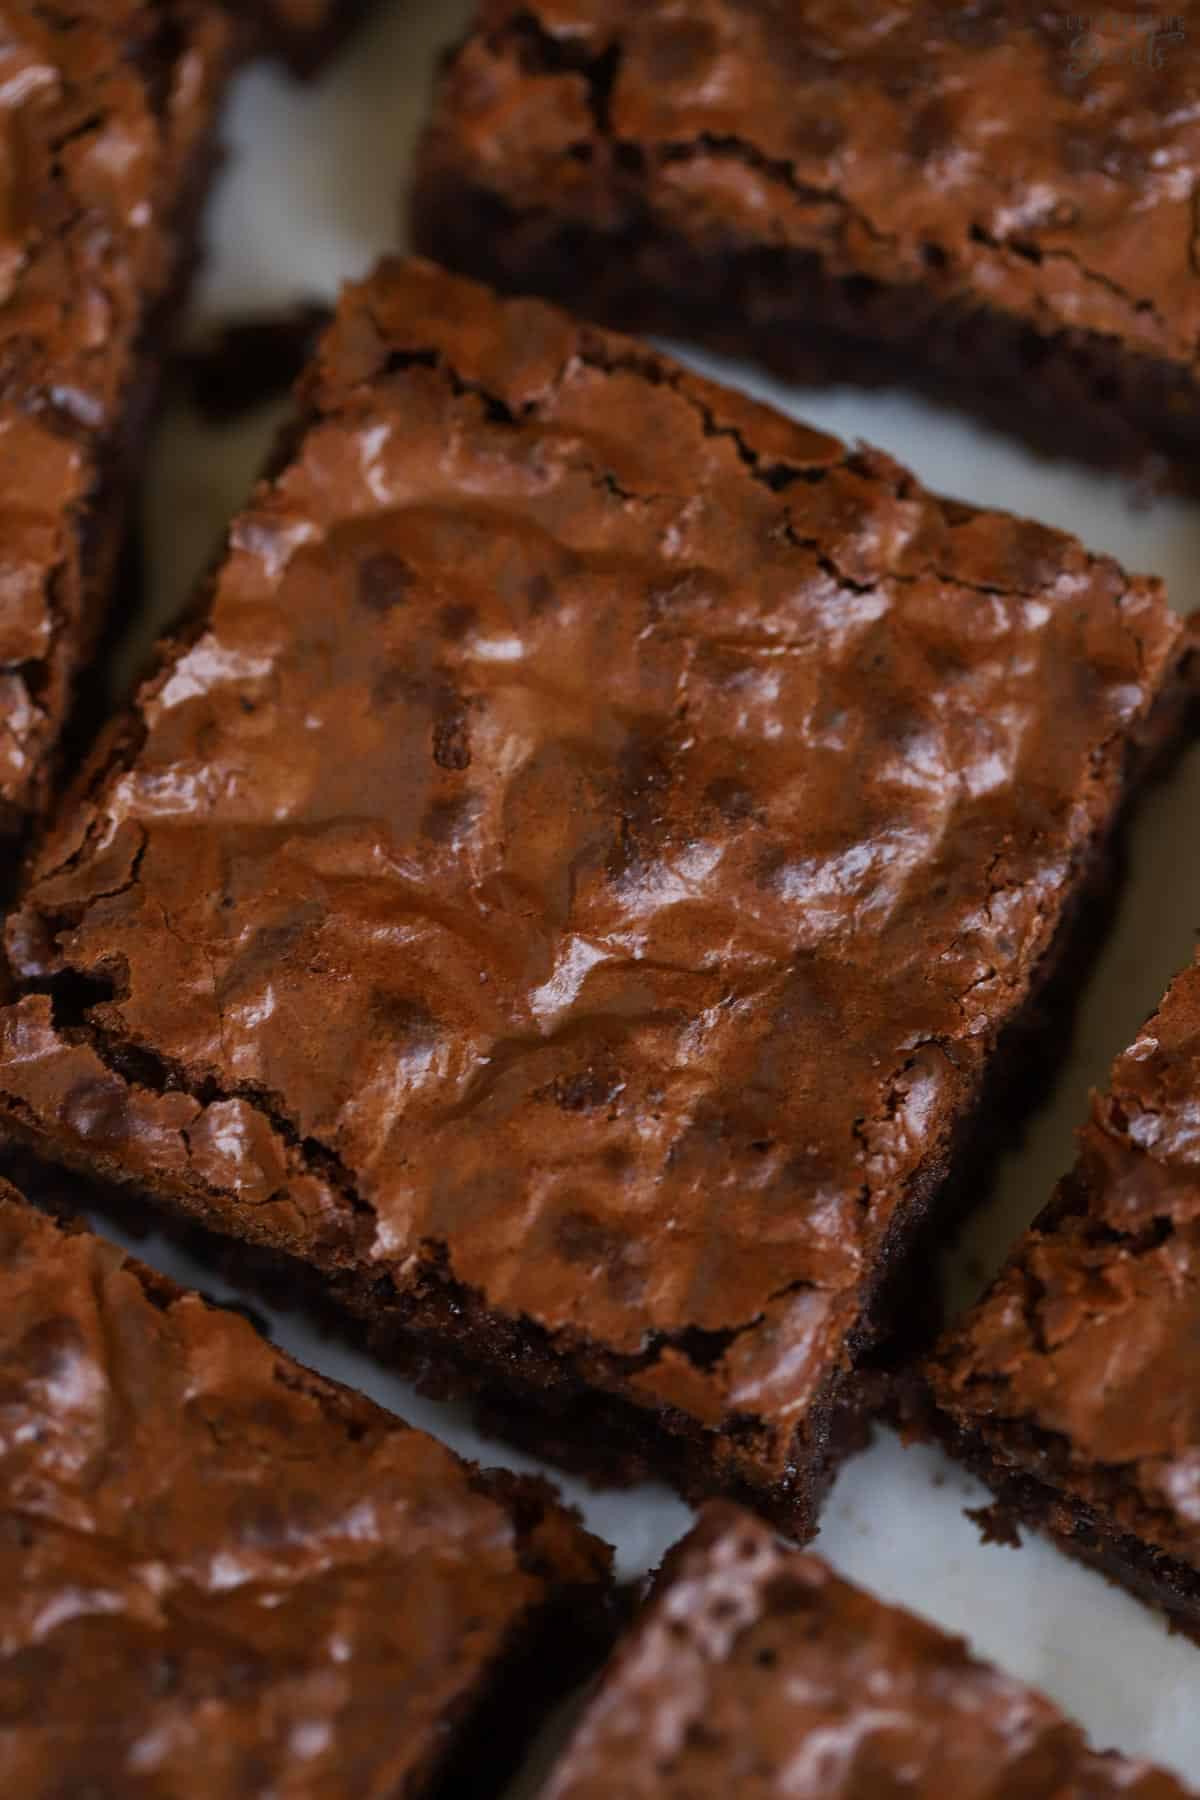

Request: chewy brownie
left=921, top=954, right=1200, bottom=1642
left=415, top=2, right=1200, bottom=486
left=0, top=0, right=238, bottom=854
left=0, top=1184, right=612, bottom=1797
left=0, top=258, right=1191, bottom=1537
left=536, top=1504, right=1192, bottom=1798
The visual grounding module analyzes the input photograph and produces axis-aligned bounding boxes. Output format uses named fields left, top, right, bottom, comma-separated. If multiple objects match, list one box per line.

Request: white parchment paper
left=126, top=1, right=1200, bottom=1785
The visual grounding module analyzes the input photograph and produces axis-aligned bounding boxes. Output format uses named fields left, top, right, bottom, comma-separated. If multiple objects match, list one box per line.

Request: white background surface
left=125, top=1, right=1200, bottom=1785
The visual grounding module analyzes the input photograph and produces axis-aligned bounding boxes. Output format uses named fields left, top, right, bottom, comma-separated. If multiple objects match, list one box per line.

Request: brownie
left=537, top=1504, right=1191, bottom=1799
left=0, top=258, right=1191, bottom=1538
left=0, top=0, right=238, bottom=853
left=414, top=2, right=1200, bottom=488
left=0, top=1183, right=612, bottom=1797
left=920, top=954, right=1200, bottom=1641
left=247, top=0, right=376, bottom=75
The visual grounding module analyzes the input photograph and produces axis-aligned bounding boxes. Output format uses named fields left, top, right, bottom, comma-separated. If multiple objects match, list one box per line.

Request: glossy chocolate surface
left=0, top=259, right=1184, bottom=1490
left=540, top=1506, right=1191, bottom=1798
left=929, top=957, right=1200, bottom=1573
left=0, top=1185, right=609, bottom=1796
left=0, top=0, right=234, bottom=835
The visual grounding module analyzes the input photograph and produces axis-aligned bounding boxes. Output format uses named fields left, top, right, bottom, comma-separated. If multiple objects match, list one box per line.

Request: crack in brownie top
left=929, top=957, right=1200, bottom=1568
left=0, top=1189, right=608, bottom=1796
left=422, top=0, right=1200, bottom=362
left=0, top=0, right=234, bottom=823
left=0, top=260, right=1183, bottom=1444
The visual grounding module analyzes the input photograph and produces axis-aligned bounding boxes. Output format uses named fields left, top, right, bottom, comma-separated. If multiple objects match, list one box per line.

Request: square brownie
left=921, top=955, right=1200, bottom=1642
left=0, top=0, right=237, bottom=850
left=536, top=1504, right=1191, bottom=1797
left=414, top=2, right=1200, bottom=486
left=0, top=258, right=1191, bottom=1537
left=0, top=1184, right=612, bottom=1797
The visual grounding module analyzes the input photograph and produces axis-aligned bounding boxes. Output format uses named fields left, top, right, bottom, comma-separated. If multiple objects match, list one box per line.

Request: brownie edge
left=536, top=1505, right=1193, bottom=1797
left=413, top=2, right=1200, bottom=488
left=917, top=954, right=1200, bottom=1643
left=0, top=1182, right=614, bottom=1798
left=0, top=1, right=238, bottom=851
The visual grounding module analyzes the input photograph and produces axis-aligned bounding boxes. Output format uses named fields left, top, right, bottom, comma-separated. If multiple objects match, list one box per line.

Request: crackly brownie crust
left=921, top=957, right=1200, bottom=1638
left=0, top=1183, right=612, bottom=1798
left=0, top=1, right=239, bottom=851
left=0, top=258, right=1189, bottom=1536
left=538, top=1505, right=1191, bottom=1798
left=414, top=2, right=1200, bottom=486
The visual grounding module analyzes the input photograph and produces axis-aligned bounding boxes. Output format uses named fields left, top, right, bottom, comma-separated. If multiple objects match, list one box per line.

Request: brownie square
left=536, top=1505, right=1191, bottom=1798
left=0, top=258, right=1190, bottom=1536
left=0, top=1, right=239, bottom=849
left=921, top=955, right=1200, bottom=1641
left=0, top=1184, right=612, bottom=1797
left=414, top=2, right=1200, bottom=486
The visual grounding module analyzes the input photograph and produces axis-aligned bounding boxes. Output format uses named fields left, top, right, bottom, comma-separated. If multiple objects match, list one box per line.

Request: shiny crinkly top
left=422, top=0, right=1200, bottom=364
left=929, top=955, right=1200, bottom=1572
left=540, top=1505, right=1190, bottom=1799
left=0, top=259, right=1184, bottom=1465
left=0, top=0, right=233, bottom=832
left=0, top=1188, right=609, bottom=1797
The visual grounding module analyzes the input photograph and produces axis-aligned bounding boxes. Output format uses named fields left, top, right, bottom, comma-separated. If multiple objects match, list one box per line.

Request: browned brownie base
left=535, top=1505, right=1193, bottom=1797
left=0, top=260, right=1192, bottom=1542
left=0, top=1185, right=614, bottom=1797
left=918, top=957, right=1200, bottom=1639
left=915, top=1409, right=1200, bottom=1649
left=414, top=3, right=1200, bottom=489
